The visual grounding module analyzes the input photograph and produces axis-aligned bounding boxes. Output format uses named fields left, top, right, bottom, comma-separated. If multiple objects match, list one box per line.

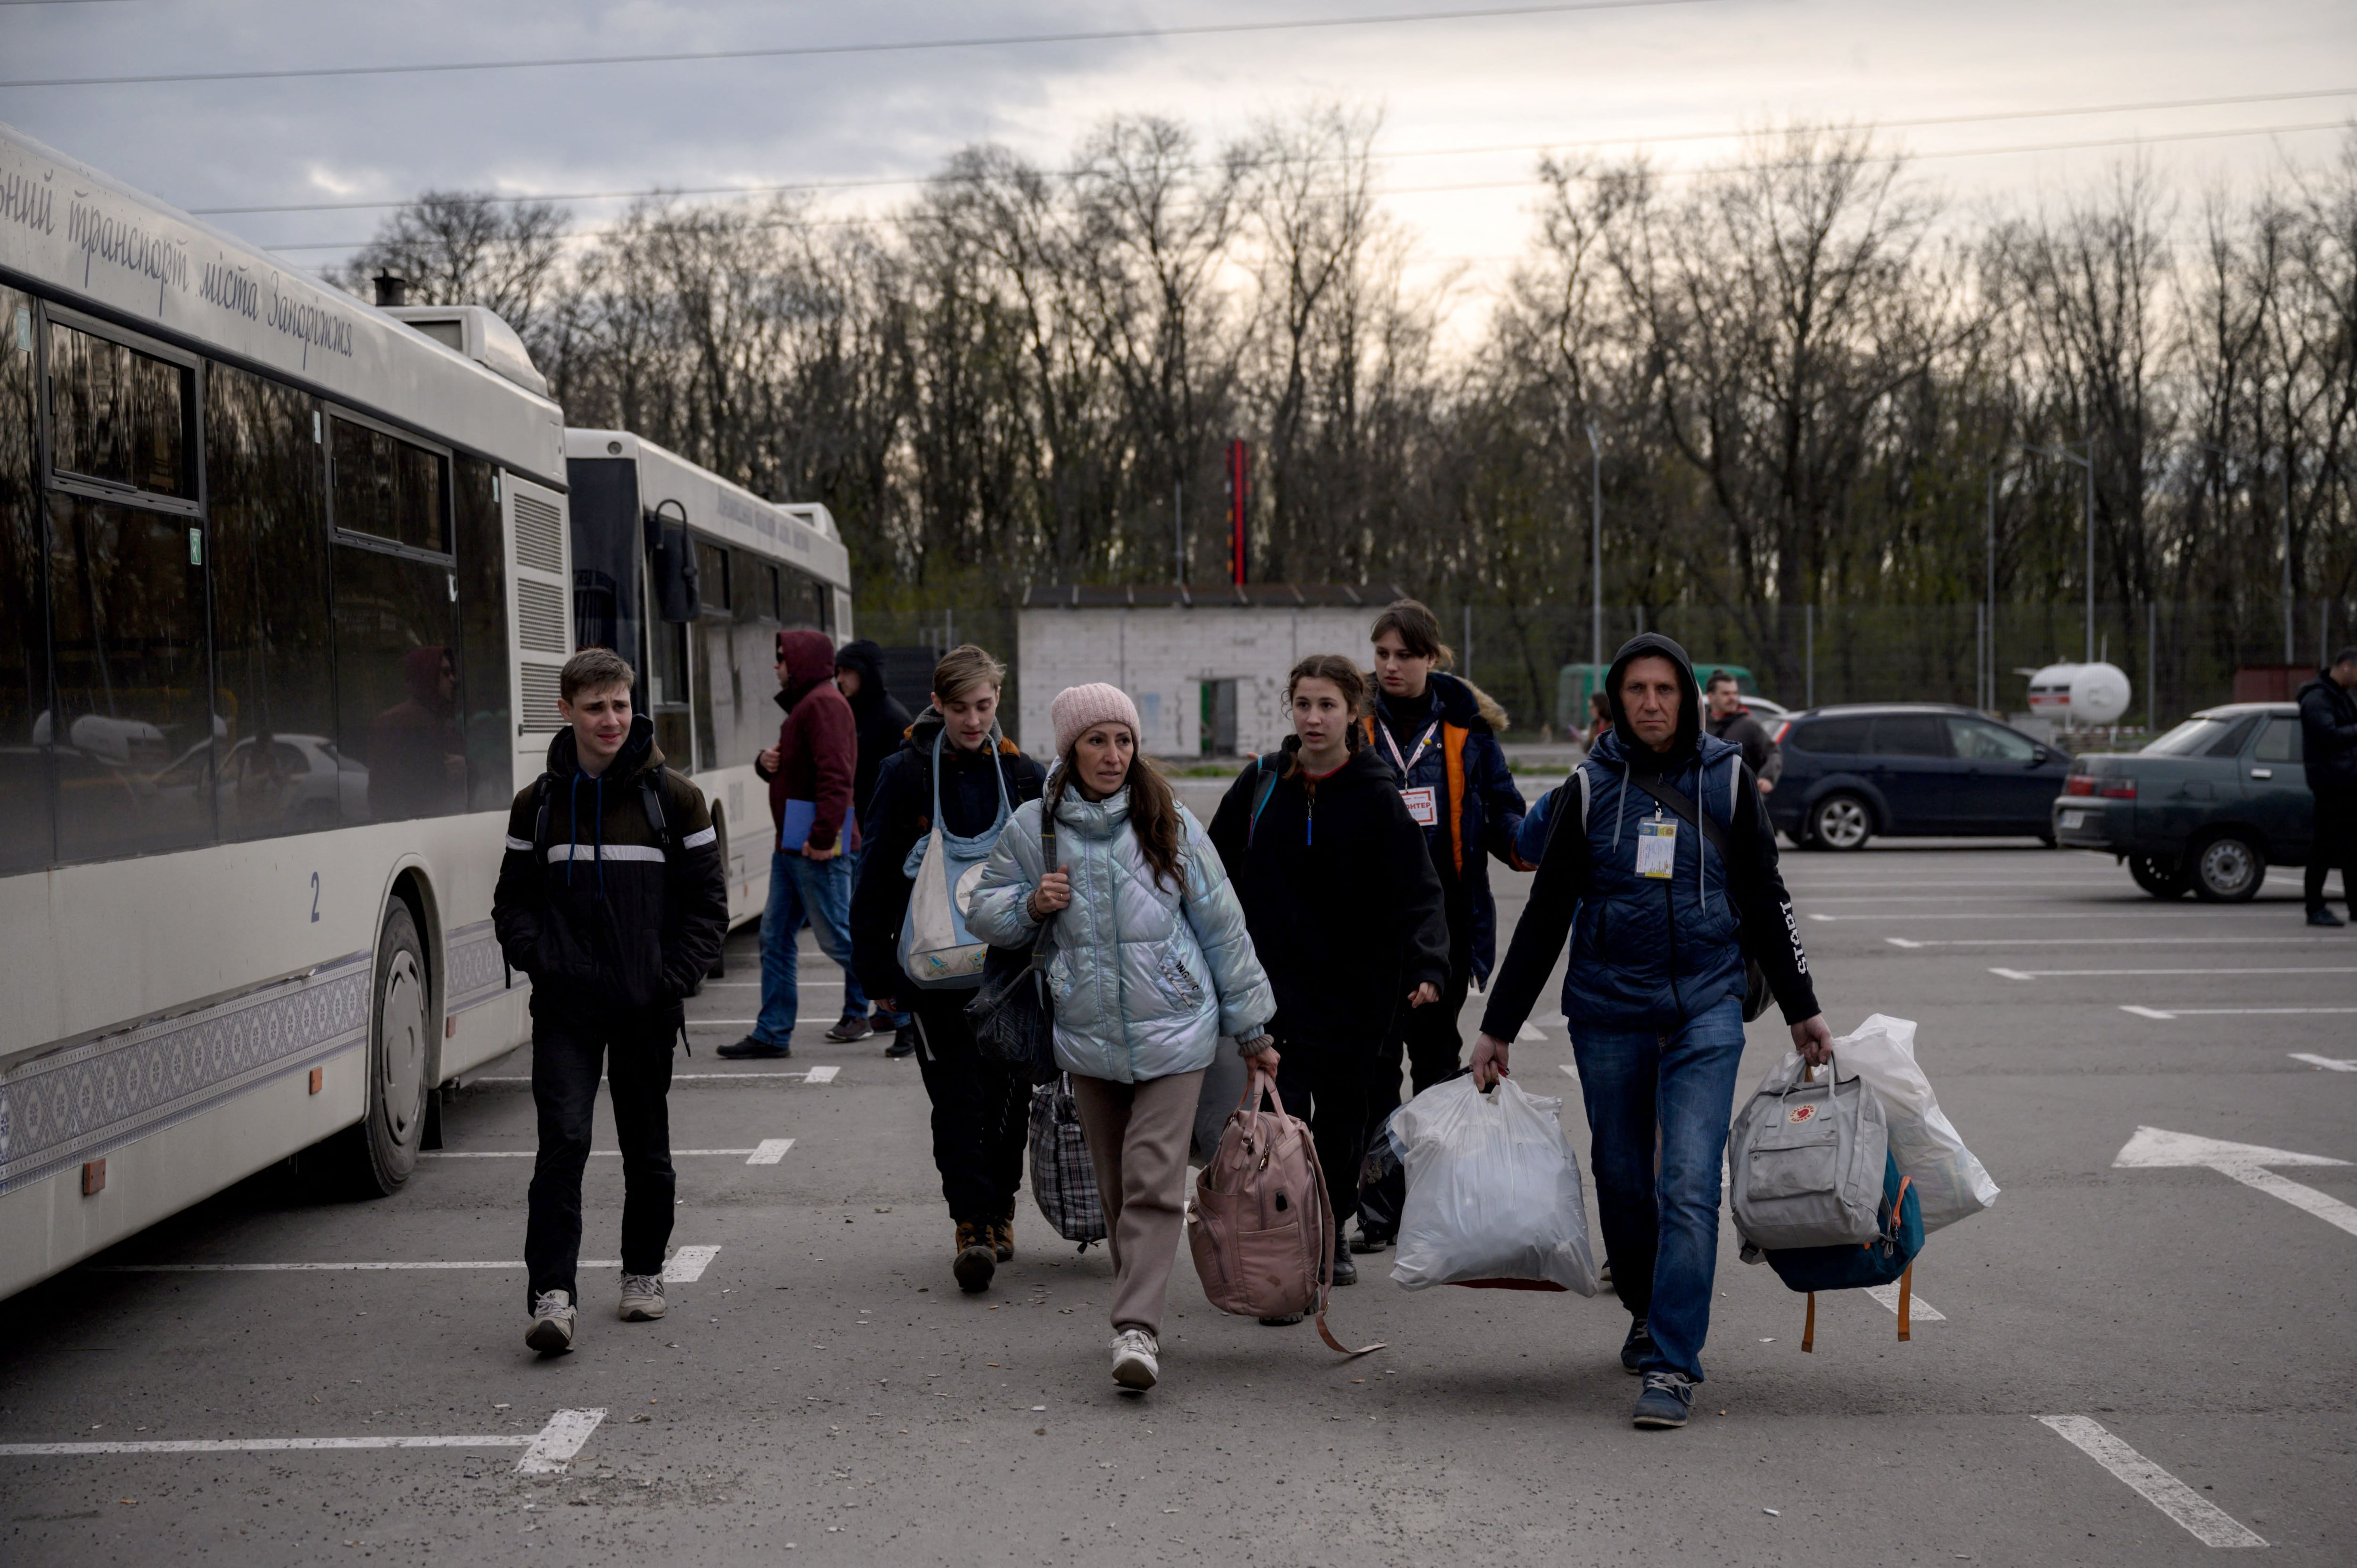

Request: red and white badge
left=1400, top=786, right=1438, bottom=826
left=1787, top=1104, right=1818, bottom=1124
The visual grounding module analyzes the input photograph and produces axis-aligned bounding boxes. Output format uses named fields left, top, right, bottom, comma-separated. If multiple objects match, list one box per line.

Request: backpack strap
left=1897, top=1261, right=1913, bottom=1343
left=1802, top=1291, right=1816, bottom=1354
left=639, top=768, right=673, bottom=854
left=1245, top=752, right=1285, bottom=848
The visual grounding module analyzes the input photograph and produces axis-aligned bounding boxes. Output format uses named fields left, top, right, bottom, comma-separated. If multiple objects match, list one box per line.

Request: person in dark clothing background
left=849, top=645, right=1046, bottom=1291
left=1209, top=655, right=1450, bottom=1294
left=2297, top=648, right=2357, bottom=927
left=835, top=638, right=917, bottom=1050
left=1704, top=671, right=1782, bottom=795
left=1353, top=599, right=1527, bottom=1253
left=493, top=647, right=729, bottom=1355
left=1470, top=632, right=1832, bottom=1431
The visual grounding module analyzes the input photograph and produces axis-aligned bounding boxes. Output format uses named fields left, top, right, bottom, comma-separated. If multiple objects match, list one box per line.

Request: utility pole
left=2282, top=450, right=2295, bottom=665
left=1174, top=477, right=1184, bottom=587
left=1586, top=421, right=1603, bottom=683
left=2026, top=442, right=2094, bottom=664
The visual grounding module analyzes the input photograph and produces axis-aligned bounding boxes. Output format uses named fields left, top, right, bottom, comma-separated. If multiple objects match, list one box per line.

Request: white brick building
left=1016, top=583, right=1407, bottom=757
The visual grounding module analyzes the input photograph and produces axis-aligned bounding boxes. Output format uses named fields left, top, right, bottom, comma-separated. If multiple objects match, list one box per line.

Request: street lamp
left=2024, top=441, right=2095, bottom=665
left=1585, top=421, right=1602, bottom=680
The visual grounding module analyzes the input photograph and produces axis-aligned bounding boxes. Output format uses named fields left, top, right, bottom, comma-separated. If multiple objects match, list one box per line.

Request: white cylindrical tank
left=2026, top=662, right=2131, bottom=726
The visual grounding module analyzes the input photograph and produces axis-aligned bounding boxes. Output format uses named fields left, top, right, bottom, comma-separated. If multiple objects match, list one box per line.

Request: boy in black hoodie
left=1209, top=655, right=1450, bottom=1292
left=493, top=648, right=729, bottom=1355
left=835, top=638, right=917, bottom=1047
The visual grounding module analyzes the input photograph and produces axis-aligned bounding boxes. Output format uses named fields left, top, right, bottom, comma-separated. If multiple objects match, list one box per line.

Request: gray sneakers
left=619, top=1273, right=667, bottom=1321
left=1632, top=1370, right=1696, bottom=1428
left=526, top=1289, right=576, bottom=1355
left=1111, top=1328, right=1160, bottom=1390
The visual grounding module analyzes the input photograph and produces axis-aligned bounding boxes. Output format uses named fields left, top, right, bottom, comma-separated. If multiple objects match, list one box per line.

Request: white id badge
left=1400, top=786, right=1438, bottom=826
left=1635, top=819, right=1678, bottom=878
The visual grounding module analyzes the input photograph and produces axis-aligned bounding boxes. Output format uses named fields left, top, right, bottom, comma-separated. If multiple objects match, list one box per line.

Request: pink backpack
left=1187, top=1072, right=1383, bottom=1356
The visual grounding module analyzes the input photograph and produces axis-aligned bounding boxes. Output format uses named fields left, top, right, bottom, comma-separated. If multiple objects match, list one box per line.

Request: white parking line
left=1888, top=936, right=2341, bottom=949
left=2290, top=1053, right=2357, bottom=1072
left=1864, top=1282, right=1945, bottom=1321
left=2124, top=1005, right=2357, bottom=1019
left=1517, top=1023, right=1546, bottom=1042
left=470, top=1067, right=836, bottom=1083
left=95, top=1247, right=721, bottom=1283
left=1821, top=911, right=2258, bottom=922
left=1992, top=966, right=2357, bottom=979
left=1559, top=1063, right=1581, bottom=1082
left=745, top=1139, right=795, bottom=1164
left=0, top=1408, right=606, bottom=1476
left=2035, top=1415, right=2265, bottom=1548
left=424, top=1148, right=780, bottom=1158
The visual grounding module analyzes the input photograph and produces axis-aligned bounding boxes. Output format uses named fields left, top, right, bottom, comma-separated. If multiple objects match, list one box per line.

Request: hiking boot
left=525, top=1289, right=576, bottom=1355
left=618, top=1273, right=666, bottom=1322
left=1256, top=1313, right=1304, bottom=1327
left=1349, top=1222, right=1393, bottom=1255
left=953, top=1220, right=996, bottom=1294
left=883, top=1025, right=918, bottom=1058
left=1632, top=1370, right=1696, bottom=1429
left=1330, top=1236, right=1358, bottom=1286
left=2308, top=906, right=2347, bottom=928
left=825, top=1014, right=874, bottom=1043
left=1111, top=1328, right=1160, bottom=1390
left=992, top=1209, right=1016, bottom=1262
left=1620, top=1317, right=1655, bottom=1375
left=717, top=1035, right=790, bottom=1060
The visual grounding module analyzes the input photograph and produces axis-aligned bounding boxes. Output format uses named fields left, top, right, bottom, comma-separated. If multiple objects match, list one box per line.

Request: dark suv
left=2051, top=703, right=2309, bottom=900
left=1767, top=704, right=2070, bottom=850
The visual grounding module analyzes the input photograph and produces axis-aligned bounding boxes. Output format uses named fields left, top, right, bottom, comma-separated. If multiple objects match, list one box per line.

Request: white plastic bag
left=1777, top=1013, right=1998, bottom=1233
left=1390, top=1075, right=1600, bottom=1294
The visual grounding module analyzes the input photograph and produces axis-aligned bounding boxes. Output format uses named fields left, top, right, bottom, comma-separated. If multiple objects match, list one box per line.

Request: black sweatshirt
left=1207, top=743, right=1451, bottom=1049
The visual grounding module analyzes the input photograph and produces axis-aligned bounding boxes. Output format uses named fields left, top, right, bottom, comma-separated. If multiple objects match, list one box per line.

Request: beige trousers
left=1069, top=1068, right=1206, bottom=1338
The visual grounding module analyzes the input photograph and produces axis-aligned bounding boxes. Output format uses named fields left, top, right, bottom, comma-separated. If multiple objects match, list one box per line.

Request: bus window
left=758, top=558, right=781, bottom=622
left=46, top=493, right=215, bottom=861
left=330, top=417, right=446, bottom=554
left=566, top=457, right=643, bottom=664
left=648, top=618, right=692, bottom=769
left=207, top=363, right=337, bottom=840
left=784, top=563, right=832, bottom=633
left=332, top=544, right=464, bottom=822
left=696, top=538, right=730, bottom=616
left=47, top=321, right=192, bottom=499
left=453, top=456, right=511, bottom=809
left=0, top=285, right=50, bottom=872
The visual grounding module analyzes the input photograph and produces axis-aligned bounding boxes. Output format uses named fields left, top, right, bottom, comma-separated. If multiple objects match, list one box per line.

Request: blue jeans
left=849, top=838, right=908, bottom=1028
left=754, top=849, right=868, bottom=1045
left=1571, top=996, right=1748, bottom=1383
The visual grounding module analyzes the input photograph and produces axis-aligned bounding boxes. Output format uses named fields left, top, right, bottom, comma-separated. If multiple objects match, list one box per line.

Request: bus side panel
left=443, top=985, right=529, bottom=1081
left=0, top=1039, right=364, bottom=1298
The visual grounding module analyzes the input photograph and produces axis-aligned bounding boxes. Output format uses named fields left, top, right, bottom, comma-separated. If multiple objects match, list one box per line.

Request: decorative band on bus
left=443, top=919, right=511, bottom=1020
left=0, top=953, right=372, bottom=1197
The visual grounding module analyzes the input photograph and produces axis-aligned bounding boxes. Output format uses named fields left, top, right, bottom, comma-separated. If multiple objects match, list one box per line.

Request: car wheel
left=323, top=900, right=435, bottom=1196
left=2128, top=854, right=2190, bottom=899
left=1808, top=792, right=1873, bottom=852
left=2188, top=833, right=2264, bottom=903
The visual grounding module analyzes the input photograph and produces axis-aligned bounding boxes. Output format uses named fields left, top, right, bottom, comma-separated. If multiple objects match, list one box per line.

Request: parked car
left=1739, top=695, right=1791, bottom=722
left=2052, top=702, right=2308, bottom=901
left=1766, top=703, right=2070, bottom=850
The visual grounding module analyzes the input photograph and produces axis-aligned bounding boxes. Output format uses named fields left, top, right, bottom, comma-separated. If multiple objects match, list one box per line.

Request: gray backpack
left=1728, top=1054, right=1888, bottom=1253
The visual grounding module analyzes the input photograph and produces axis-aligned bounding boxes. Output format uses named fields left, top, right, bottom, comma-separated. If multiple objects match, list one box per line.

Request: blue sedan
left=1765, top=703, right=2072, bottom=850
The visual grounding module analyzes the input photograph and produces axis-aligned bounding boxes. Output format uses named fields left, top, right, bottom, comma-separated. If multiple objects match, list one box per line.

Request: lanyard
left=1379, top=714, right=1442, bottom=780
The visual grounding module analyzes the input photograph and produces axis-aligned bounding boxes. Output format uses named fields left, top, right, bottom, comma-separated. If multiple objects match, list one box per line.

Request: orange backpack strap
left=1897, top=1263, right=1913, bottom=1342
left=1442, top=724, right=1468, bottom=876
left=1802, top=1291, right=1816, bottom=1353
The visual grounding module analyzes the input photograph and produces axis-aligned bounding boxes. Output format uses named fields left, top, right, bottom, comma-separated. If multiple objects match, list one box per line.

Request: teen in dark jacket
left=1470, top=632, right=1832, bottom=1431
left=1209, top=655, right=1450, bottom=1289
left=837, top=637, right=917, bottom=1043
left=2297, top=649, right=2357, bottom=924
left=493, top=648, right=728, bottom=1355
left=848, top=646, right=1046, bottom=1292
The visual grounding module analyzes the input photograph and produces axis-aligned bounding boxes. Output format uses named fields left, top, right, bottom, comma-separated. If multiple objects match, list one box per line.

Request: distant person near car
left=836, top=638, right=917, bottom=1052
left=2297, top=648, right=2357, bottom=927
left=1587, top=690, right=1613, bottom=746
left=728, top=630, right=871, bottom=1059
left=1705, top=673, right=1781, bottom=795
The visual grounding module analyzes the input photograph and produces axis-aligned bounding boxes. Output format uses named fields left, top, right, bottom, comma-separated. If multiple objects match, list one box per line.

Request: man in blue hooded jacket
left=1472, top=633, right=1833, bottom=1430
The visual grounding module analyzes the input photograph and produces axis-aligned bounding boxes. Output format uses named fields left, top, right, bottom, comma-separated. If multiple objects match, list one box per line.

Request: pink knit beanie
left=1051, top=682, right=1142, bottom=758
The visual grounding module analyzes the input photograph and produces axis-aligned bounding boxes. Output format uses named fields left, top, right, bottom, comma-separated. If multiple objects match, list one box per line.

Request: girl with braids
left=1206, top=655, right=1450, bottom=1295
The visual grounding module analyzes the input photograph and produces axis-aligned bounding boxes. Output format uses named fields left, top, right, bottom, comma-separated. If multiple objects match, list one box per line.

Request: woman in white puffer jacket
left=968, top=683, right=1275, bottom=1394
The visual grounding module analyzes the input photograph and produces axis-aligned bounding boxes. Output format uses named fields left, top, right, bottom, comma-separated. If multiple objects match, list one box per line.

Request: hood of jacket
left=544, top=711, right=660, bottom=785
left=1600, top=632, right=1704, bottom=771
left=1394, top=669, right=1509, bottom=735
left=774, top=628, right=841, bottom=711
left=834, top=638, right=890, bottom=714
left=2298, top=670, right=2357, bottom=711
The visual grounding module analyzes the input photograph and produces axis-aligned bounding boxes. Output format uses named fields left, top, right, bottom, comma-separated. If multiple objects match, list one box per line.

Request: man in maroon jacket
left=722, top=629, right=869, bottom=1057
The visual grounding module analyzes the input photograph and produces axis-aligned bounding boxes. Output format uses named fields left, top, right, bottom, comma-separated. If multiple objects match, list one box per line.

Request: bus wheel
left=329, top=901, right=434, bottom=1197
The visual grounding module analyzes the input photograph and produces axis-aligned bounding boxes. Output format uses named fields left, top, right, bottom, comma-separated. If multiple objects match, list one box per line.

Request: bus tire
left=327, top=900, right=436, bottom=1197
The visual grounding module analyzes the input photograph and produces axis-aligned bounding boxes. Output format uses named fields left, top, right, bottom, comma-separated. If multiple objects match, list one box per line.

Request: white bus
left=0, top=123, right=849, bottom=1298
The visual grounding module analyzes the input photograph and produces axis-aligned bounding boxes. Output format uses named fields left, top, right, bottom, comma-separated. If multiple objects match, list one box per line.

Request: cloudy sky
left=5, top=0, right=2351, bottom=335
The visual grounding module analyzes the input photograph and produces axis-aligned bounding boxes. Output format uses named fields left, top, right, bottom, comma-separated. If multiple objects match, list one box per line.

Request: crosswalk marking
left=2036, top=1415, right=2265, bottom=1548
left=0, top=1408, right=607, bottom=1477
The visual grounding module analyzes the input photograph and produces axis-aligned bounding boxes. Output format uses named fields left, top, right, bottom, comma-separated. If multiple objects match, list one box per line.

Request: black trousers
left=524, top=1006, right=676, bottom=1309
left=1358, top=914, right=1474, bottom=1231
left=1277, top=1039, right=1373, bottom=1236
left=2308, top=785, right=2354, bottom=911
left=908, top=988, right=1030, bottom=1225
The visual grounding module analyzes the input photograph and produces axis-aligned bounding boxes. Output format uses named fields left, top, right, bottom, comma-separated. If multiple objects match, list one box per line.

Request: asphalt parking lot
left=2, top=799, right=2351, bottom=1566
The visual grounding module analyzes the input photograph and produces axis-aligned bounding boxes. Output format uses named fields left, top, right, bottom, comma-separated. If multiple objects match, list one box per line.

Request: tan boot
left=953, top=1219, right=996, bottom=1293
left=992, top=1207, right=1016, bottom=1263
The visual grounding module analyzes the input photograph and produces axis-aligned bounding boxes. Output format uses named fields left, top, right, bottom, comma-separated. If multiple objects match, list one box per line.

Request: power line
left=253, top=116, right=2354, bottom=254
left=183, top=84, right=2357, bottom=217
left=0, top=0, right=1726, bottom=90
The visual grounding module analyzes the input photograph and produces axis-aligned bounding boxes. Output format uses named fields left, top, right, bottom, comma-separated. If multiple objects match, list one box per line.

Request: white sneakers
left=526, top=1289, right=577, bottom=1355
left=1111, top=1328, right=1160, bottom=1390
left=619, top=1273, right=667, bottom=1321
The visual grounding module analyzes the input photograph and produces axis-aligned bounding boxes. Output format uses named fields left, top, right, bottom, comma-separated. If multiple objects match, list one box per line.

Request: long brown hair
left=1058, top=737, right=1184, bottom=892
left=1283, top=654, right=1369, bottom=778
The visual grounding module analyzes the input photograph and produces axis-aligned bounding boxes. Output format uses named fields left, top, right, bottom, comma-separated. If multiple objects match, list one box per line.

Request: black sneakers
left=717, top=1035, right=790, bottom=1059
left=2308, top=906, right=2347, bottom=928
left=825, top=1014, right=874, bottom=1043
left=1330, top=1236, right=1358, bottom=1286
left=884, top=1025, right=918, bottom=1059
left=1620, top=1317, right=1655, bottom=1374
